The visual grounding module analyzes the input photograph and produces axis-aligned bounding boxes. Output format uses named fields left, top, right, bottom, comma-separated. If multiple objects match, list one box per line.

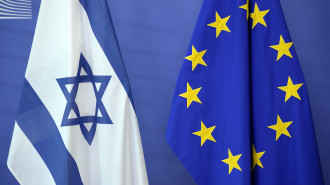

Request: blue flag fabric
left=166, top=0, right=324, bottom=184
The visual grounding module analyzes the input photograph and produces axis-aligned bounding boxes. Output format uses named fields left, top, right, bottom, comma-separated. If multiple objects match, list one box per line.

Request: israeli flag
left=7, top=0, right=148, bottom=184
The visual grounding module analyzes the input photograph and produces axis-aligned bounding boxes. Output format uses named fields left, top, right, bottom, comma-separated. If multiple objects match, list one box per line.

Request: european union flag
left=166, top=0, right=324, bottom=184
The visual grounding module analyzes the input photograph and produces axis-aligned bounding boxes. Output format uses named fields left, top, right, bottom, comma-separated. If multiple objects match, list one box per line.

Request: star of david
left=57, top=53, right=112, bottom=145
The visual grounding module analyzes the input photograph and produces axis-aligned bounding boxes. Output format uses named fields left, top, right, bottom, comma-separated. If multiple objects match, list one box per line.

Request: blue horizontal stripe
left=16, top=79, right=83, bottom=185
left=79, top=0, right=134, bottom=106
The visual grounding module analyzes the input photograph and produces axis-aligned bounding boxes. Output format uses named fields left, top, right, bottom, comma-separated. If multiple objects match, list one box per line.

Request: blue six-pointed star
left=57, top=53, right=112, bottom=145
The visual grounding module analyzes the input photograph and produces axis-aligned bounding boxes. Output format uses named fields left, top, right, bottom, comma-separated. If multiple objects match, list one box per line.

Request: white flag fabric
left=7, top=0, right=148, bottom=184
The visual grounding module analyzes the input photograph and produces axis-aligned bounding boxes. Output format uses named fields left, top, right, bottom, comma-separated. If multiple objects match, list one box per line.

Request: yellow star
left=185, top=45, right=207, bottom=71
left=270, top=35, right=293, bottom=61
left=250, top=3, right=269, bottom=29
left=268, top=115, right=293, bottom=141
left=252, top=145, right=265, bottom=169
left=207, top=12, right=231, bottom=38
left=192, top=121, right=216, bottom=146
left=179, top=82, right=202, bottom=108
left=221, top=148, right=242, bottom=174
left=239, top=0, right=250, bottom=20
left=278, top=76, right=303, bottom=102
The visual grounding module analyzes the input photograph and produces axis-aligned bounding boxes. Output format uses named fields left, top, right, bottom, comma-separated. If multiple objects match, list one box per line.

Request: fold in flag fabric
left=7, top=0, right=148, bottom=184
left=167, top=0, right=324, bottom=184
